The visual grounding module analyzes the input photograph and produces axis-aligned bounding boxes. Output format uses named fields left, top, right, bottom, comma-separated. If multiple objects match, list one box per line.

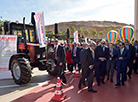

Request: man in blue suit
left=71, top=42, right=81, bottom=71
left=114, top=42, right=130, bottom=86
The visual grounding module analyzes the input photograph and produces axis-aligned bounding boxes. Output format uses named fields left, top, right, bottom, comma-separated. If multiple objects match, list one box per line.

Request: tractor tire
left=46, top=45, right=58, bottom=76
left=11, top=57, right=32, bottom=85
left=47, top=59, right=58, bottom=76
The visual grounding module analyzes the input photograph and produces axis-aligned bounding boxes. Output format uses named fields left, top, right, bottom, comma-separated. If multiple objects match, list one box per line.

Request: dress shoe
left=135, top=72, right=138, bottom=74
left=107, top=77, right=109, bottom=81
left=102, top=81, right=105, bottom=84
left=62, top=80, right=67, bottom=84
left=83, top=82, right=86, bottom=86
left=78, top=84, right=81, bottom=89
left=88, top=89, right=97, bottom=93
left=110, top=79, right=113, bottom=83
left=128, top=75, right=131, bottom=79
left=122, top=82, right=125, bottom=86
left=115, top=84, right=120, bottom=86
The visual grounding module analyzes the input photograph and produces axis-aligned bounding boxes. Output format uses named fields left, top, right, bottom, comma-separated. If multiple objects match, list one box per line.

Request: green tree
left=107, top=28, right=111, bottom=32
left=115, top=29, right=119, bottom=32
left=91, top=30, right=97, bottom=37
left=99, top=31, right=104, bottom=38
left=58, top=30, right=62, bottom=34
left=62, top=29, right=67, bottom=34
left=0, top=20, right=3, bottom=34
left=84, top=29, right=90, bottom=37
left=78, top=27, right=83, bottom=35
left=70, top=26, right=76, bottom=34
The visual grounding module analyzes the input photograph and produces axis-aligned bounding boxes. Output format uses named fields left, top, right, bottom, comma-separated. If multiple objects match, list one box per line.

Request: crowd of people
left=53, top=38, right=138, bottom=93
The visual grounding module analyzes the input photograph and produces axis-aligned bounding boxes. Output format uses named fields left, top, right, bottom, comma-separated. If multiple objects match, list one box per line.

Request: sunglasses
left=119, top=45, right=122, bottom=46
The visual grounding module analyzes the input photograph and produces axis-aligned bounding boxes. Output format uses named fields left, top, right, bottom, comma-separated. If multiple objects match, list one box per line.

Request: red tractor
left=3, top=13, right=58, bottom=85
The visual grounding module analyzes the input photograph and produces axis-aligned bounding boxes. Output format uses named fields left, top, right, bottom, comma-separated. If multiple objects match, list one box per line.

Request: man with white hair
left=78, top=43, right=97, bottom=93
left=94, top=39, right=109, bottom=86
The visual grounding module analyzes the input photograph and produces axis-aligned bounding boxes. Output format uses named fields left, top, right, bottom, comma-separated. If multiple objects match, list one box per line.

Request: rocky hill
left=45, top=21, right=133, bottom=39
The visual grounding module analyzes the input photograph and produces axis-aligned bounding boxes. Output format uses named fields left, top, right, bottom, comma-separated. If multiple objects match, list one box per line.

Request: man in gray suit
left=106, top=43, right=116, bottom=82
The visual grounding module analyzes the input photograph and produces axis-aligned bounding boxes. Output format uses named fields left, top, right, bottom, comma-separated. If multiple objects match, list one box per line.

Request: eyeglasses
left=101, top=43, right=105, bottom=44
left=119, top=45, right=122, bottom=46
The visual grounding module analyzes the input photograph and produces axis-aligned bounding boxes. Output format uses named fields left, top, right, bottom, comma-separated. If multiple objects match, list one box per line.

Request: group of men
left=53, top=38, right=138, bottom=93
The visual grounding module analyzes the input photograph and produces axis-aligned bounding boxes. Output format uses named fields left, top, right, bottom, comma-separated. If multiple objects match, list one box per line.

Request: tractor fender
left=9, top=53, right=29, bottom=70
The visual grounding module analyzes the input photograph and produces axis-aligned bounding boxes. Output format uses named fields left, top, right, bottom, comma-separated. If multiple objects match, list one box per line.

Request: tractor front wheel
left=11, top=57, right=32, bottom=85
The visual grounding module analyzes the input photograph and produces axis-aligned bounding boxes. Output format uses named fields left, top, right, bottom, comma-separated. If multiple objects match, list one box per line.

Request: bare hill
left=45, top=21, right=133, bottom=39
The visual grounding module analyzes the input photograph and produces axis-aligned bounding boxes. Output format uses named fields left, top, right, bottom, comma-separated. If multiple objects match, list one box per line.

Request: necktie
left=121, top=49, right=123, bottom=55
left=73, top=47, right=76, bottom=56
left=103, top=47, right=105, bottom=52
left=55, top=47, right=57, bottom=60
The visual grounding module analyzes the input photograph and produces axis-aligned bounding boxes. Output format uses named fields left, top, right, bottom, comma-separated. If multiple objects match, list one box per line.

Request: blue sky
left=0, top=0, right=134, bottom=25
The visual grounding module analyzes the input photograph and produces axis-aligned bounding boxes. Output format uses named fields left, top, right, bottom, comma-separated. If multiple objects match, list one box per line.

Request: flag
left=74, top=30, right=78, bottom=43
left=34, top=11, right=46, bottom=48
left=85, top=37, right=87, bottom=43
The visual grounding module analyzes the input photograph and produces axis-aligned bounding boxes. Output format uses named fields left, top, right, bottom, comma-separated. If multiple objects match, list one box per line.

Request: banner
left=74, top=30, right=79, bottom=43
left=85, top=37, right=87, bottom=43
left=0, top=35, right=17, bottom=70
left=34, top=11, right=46, bottom=48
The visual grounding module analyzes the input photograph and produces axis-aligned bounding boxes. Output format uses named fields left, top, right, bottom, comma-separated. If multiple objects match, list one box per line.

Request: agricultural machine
left=2, top=12, right=61, bottom=85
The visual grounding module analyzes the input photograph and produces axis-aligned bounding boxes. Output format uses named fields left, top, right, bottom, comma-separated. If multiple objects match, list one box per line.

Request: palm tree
left=107, top=28, right=111, bottom=32
left=78, top=27, right=83, bottom=35
left=91, top=30, right=97, bottom=38
left=99, top=31, right=104, bottom=38
left=84, top=29, right=90, bottom=37
left=70, top=26, right=76, bottom=34
left=62, top=29, right=67, bottom=34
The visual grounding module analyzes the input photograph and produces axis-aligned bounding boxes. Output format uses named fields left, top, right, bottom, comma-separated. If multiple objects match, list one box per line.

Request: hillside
left=45, top=21, right=134, bottom=39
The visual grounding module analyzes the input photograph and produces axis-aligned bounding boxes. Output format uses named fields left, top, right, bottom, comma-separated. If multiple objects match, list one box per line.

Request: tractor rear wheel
left=11, top=57, right=31, bottom=85
left=47, top=59, right=58, bottom=76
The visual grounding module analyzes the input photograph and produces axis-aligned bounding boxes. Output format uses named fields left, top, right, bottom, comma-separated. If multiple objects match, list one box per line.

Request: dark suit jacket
left=71, top=47, right=80, bottom=63
left=127, top=45, right=136, bottom=62
left=87, top=48, right=94, bottom=66
left=114, top=48, right=130, bottom=68
left=95, top=45, right=109, bottom=62
left=55, top=45, right=65, bottom=64
left=81, top=49, right=90, bottom=68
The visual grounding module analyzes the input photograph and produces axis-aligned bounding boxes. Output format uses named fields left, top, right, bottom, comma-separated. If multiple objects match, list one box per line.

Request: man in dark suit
left=125, top=40, right=136, bottom=79
left=95, top=39, right=109, bottom=85
left=114, top=42, right=130, bottom=86
left=78, top=43, right=97, bottom=93
left=54, top=39, right=66, bottom=83
left=134, top=40, right=138, bottom=74
left=106, top=43, right=116, bottom=82
left=71, top=42, right=81, bottom=71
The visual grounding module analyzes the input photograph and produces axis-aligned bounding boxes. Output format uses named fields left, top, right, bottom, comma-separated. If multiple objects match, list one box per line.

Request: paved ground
left=13, top=71, right=138, bottom=102
left=0, top=69, right=51, bottom=102
left=1, top=69, right=138, bottom=102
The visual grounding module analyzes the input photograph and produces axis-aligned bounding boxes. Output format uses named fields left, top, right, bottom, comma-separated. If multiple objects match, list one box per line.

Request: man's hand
left=99, top=57, right=106, bottom=61
left=110, top=53, right=113, bottom=56
left=133, top=60, right=136, bottom=64
left=136, top=53, right=138, bottom=57
left=89, top=65, right=94, bottom=69
left=59, top=62, right=63, bottom=66
left=119, top=57, right=123, bottom=60
left=54, top=63, right=56, bottom=66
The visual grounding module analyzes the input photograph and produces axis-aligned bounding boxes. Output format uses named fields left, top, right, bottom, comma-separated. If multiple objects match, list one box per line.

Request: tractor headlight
left=37, top=54, right=40, bottom=58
